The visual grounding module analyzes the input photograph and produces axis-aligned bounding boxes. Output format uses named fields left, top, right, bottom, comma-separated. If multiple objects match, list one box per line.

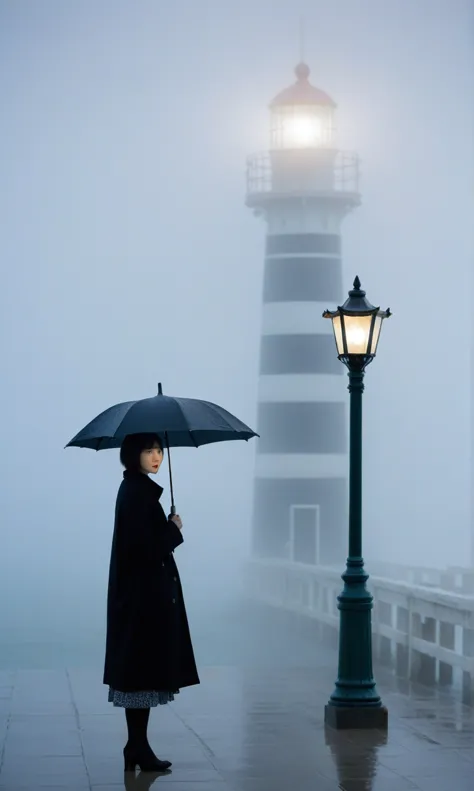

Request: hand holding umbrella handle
left=168, top=513, right=182, bottom=530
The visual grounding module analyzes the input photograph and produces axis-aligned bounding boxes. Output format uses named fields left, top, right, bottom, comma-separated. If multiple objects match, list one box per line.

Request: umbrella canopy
left=65, top=383, right=258, bottom=514
left=65, top=383, right=258, bottom=450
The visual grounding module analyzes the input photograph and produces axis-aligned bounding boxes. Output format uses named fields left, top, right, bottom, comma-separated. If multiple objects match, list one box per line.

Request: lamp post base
left=326, top=554, right=388, bottom=729
left=324, top=703, right=388, bottom=730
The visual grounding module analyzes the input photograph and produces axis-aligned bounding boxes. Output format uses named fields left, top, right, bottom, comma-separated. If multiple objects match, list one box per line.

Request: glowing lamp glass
left=332, top=314, right=382, bottom=357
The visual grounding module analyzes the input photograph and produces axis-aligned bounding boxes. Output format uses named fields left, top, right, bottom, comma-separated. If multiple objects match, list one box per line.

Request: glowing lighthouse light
left=285, top=110, right=324, bottom=147
left=270, top=63, right=335, bottom=150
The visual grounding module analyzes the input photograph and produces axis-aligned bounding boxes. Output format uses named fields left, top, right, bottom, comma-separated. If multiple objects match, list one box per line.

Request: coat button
left=162, top=562, right=165, bottom=567
left=172, top=598, right=176, bottom=604
left=173, top=576, right=177, bottom=582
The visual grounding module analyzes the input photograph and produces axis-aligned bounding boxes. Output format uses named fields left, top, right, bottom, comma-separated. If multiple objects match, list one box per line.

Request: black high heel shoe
left=123, top=745, right=172, bottom=772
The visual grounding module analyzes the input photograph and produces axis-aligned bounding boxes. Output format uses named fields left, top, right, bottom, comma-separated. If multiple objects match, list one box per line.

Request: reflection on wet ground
left=0, top=602, right=472, bottom=790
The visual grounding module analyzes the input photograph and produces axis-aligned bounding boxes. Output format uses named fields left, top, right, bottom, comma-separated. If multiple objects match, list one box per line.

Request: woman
left=103, top=432, right=200, bottom=772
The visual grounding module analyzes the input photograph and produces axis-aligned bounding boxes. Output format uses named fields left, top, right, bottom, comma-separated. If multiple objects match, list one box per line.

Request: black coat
left=103, top=470, right=200, bottom=693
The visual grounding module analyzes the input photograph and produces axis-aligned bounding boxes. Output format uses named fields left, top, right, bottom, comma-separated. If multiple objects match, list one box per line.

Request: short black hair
left=119, top=433, right=163, bottom=471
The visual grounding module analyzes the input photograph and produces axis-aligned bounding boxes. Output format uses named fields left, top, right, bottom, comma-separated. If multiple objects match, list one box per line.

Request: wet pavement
left=0, top=604, right=472, bottom=790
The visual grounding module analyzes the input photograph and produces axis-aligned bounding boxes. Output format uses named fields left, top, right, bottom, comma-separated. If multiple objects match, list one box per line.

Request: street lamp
left=323, top=276, right=391, bottom=729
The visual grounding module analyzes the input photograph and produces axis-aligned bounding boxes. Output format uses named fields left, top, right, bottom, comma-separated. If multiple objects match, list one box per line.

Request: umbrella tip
left=158, top=382, right=163, bottom=395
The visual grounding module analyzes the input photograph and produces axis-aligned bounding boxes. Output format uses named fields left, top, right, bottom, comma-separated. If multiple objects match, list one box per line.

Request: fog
left=1, top=0, right=473, bottom=668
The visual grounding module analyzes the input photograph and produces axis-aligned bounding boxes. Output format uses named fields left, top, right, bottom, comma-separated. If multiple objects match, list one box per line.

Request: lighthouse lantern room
left=270, top=62, right=336, bottom=150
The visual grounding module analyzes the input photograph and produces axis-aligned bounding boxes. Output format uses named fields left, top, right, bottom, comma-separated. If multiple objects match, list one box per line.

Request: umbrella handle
left=164, top=431, right=176, bottom=515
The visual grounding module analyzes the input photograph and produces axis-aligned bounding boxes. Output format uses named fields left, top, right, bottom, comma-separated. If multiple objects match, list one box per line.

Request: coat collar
left=123, top=469, right=164, bottom=499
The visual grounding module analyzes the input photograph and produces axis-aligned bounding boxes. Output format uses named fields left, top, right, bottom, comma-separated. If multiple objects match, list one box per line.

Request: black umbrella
left=65, top=383, right=258, bottom=513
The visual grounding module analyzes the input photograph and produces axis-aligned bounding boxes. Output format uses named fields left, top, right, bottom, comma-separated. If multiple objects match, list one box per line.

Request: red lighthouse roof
left=270, top=63, right=336, bottom=108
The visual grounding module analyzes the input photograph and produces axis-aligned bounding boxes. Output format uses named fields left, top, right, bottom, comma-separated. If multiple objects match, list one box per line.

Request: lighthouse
left=246, top=63, right=360, bottom=566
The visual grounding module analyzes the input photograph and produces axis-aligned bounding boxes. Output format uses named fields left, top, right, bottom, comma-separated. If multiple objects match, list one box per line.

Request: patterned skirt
left=108, top=686, right=180, bottom=708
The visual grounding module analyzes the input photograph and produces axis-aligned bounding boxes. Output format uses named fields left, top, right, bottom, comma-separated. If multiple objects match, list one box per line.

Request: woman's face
left=139, top=443, right=164, bottom=475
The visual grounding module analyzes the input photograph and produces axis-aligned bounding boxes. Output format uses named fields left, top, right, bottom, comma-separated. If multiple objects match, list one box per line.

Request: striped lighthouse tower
left=246, top=63, right=360, bottom=566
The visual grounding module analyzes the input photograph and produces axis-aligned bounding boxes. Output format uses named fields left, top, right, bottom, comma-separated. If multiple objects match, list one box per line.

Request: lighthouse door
left=289, top=505, right=321, bottom=566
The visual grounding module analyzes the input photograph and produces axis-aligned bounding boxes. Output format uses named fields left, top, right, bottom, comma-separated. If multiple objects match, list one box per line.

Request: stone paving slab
left=0, top=663, right=473, bottom=791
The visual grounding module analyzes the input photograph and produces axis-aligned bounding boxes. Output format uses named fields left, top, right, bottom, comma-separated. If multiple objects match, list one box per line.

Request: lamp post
left=323, top=276, right=391, bottom=730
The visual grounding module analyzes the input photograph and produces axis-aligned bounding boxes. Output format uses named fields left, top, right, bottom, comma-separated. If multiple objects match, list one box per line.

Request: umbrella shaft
left=165, top=431, right=176, bottom=513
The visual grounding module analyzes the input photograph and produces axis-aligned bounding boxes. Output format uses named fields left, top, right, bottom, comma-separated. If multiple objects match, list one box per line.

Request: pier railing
left=244, top=557, right=474, bottom=702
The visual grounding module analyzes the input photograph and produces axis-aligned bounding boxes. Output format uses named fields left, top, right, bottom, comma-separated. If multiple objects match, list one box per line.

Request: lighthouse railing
left=246, top=150, right=360, bottom=197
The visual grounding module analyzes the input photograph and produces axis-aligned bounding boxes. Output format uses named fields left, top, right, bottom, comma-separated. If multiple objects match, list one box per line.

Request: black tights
left=125, top=707, right=151, bottom=750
